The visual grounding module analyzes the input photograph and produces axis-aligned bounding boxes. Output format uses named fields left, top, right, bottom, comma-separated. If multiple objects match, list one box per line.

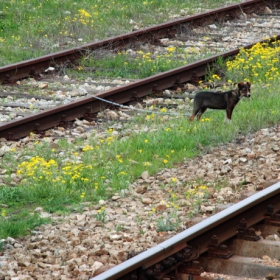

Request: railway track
left=1, top=2, right=280, bottom=278
left=0, top=77, right=135, bottom=124
left=0, top=0, right=278, bottom=83
left=92, top=182, right=280, bottom=279
left=1, top=123, right=280, bottom=279
left=1, top=0, right=280, bottom=140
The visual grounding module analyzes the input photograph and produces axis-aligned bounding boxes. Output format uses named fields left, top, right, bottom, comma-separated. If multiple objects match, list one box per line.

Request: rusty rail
left=91, top=182, right=280, bottom=280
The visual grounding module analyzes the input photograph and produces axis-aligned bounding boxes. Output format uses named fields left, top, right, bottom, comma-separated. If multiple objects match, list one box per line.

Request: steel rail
left=1, top=33, right=280, bottom=140
left=91, top=182, right=280, bottom=280
left=0, top=0, right=273, bottom=83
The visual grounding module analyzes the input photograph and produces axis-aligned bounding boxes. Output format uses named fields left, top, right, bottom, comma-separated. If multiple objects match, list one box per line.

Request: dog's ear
left=238, top=82, right=244, bottom=88
left=246, top=81, right=251, bottom=87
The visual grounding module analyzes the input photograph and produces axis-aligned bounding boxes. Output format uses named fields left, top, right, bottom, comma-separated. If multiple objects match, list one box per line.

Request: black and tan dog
left=190, top=82, right=251, bottom=122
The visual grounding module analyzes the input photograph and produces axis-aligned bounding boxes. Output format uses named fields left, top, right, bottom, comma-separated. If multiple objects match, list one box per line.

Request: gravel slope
left=1, top=123, right=280, bottom=280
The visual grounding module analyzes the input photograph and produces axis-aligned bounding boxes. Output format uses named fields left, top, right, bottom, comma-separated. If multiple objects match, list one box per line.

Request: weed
left=136, top=215, right=143, bottom=225
left=156, top=210, right=181, bottom=232
left=0, top=212, right=49, bottom=239
left=0, top=240, right=4, bottom=251
left=95, top=206, right=107, bottom=224
left=115, top=224, right=125, bottom=232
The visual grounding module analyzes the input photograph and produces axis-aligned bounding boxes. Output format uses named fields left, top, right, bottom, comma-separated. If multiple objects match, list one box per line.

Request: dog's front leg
left=225, top=108, right=233, bottom=122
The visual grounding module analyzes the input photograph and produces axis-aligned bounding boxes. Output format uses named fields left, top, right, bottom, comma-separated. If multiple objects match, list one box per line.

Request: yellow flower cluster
left=1, top=209, right=6, bottom=217
left=82, top=145, right=94, bottom=152
left=116, top=154, right=123, bottom=163
left=166, top=46, right=176, bottom=53
left=186, top=185, right=208, bottom=199
left=98, top=206, right=105, bottom=213
left=137, top=51, right=153, bottom=62
left=201, top=118, right=211, bottom=122
left=79, top=9, right=91, bottom=18
left=148, top=190, right=180, bottom=215
left=17, top=156, right=94, bottom=188
left=212, top=74, right=221, bottom=80
left=145, top=113, right=155, bottom=121
left=64, top=9, right=94, bottom=27
left=17, top=156, right=57, bottom=177
left=226, top=40, right=280, bottom=83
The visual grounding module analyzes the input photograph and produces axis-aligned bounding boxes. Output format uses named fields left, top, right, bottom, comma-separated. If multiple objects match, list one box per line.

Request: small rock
left=34, top=207, right=44, bottom=213
left=63, top=75, right=70, bottom=80
left=6, top=237, right=16, bottom=245
left=271, top=146, right=279, bottom=152
left=78, top=86, right=88, bottom=95
left=156, top=204, right=167, bottom=212
left=141, top=171, right=149, bottom=180
left=142, top=198, right=152, bottom=205
left=239, top=12, right=247, bottom=21
left=13, top=242, right=23, bottom=248
left=110, top=234, right=122, bottom=241
left=263, top=7, right=272, bottom=14
left=136, top=185, right=147, bottom=194
left=239, top=157, right=247, bottom=163
left=38, top=83, right=48, bottom=89
left=104, top=109, right=119, bottom=120
left=76, top=214, right=86, bottom=221
left=0, top=145, right=11, bottom=156
left=200, top=205, right=215, bottom=212
left=223, top=158, right=232, bottom=165
left=39, top=212, right=52, bottom=218
left=220, top=165, right=231, bottom=174
left=99, top=200, right=106, bottom=206
left=45, top=66, right=55, bottom=72
left=261, top=179, right=280, bottom=189
left=265, top=234, right=280, bottom=241
left=208, top=24, right=217, bottom=29
left=119, top=111, right=131, bottom=119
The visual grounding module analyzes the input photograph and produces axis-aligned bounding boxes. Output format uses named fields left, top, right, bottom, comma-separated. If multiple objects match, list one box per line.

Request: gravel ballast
left=0, top=123, right=280, bottom=279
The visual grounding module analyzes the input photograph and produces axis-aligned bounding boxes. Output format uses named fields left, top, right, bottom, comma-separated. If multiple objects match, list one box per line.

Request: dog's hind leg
left=190, top=107, right=200, bottom=121
left=197, top=107, right=207, bottom=120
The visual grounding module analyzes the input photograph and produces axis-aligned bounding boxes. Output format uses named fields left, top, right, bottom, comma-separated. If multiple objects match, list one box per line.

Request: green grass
left=75, top=47, right=216, bottom=79
left=0, top=209, right=49, bottom=239
left=1, top=78, right=280, bottom=238
left=0, top=0, right=241, bottom=66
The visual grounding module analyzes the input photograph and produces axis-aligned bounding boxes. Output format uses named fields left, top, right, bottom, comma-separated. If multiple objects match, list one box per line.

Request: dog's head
left=238, top=82, right=251, bottom=98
